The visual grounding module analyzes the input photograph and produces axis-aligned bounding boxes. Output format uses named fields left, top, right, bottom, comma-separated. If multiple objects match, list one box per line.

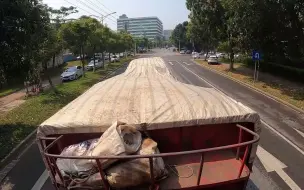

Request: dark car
left=186, top=50, right=191, bottom=54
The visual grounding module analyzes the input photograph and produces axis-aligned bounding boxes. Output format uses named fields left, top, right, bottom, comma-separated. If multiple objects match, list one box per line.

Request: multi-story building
left=163, top=30, right=173, bottom=40
left=117, top=14, right=163, bottom=40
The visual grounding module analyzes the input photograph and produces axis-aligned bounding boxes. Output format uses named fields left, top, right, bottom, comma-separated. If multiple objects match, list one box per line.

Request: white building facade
left=117, top=14, right=163, bottom=40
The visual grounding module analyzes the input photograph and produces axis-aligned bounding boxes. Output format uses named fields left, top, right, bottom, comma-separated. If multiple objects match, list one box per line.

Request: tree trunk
left=52, top=54, right=56, bottom=68
left=81, top=46, right=85, bottom=77
left=102, top=52, right=105, bottom=69
left=229, top=50, right=234, bottom=71
left=44, top=63, right=57, bottom=93
left=93, top=52, right=96, bottom=72
left=108, top=53, right=111, bottom=65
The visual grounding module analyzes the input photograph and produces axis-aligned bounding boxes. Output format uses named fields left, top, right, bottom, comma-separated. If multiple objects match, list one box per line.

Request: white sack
left=105, top=138, right=167, bottom=188
left=56, top=138, right=98, bottom=176
left=91, top=121, right=142, bottom=169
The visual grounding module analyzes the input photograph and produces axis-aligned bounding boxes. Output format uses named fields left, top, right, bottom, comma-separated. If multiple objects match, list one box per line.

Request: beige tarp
left=38, top=57, right=260, bottom=137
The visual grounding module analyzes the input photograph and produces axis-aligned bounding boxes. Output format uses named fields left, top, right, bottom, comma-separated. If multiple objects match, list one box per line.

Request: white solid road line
left=294, top=128, right=304, bottom=138
left=183, top=62, right=191, bottom=66
left=31, top=170, right=48, bottom=190
left=257, top=146, right=301, bottom=190
left=175, top=60, right=304, bottom=156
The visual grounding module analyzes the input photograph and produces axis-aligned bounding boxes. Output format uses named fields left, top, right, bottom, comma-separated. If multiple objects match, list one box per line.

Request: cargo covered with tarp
left=38, top=57, right=260, bottom=136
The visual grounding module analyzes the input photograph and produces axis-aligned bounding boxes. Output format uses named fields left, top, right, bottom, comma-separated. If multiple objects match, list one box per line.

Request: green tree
left=0, top=0, right=51, bottom=87
left=170, top=21, right=191, bottom=50
left=59, top=17, right=99, bottom=76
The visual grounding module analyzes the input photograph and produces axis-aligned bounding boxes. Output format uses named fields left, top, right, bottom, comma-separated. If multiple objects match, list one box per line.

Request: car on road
left=110, top=55, right=120, bottom=62
left=86, top=60, right=102, bottom=71
left=207, top=55, right=219, bottom=64
left=216, top=53, right=226, bottom=58
left=61, top=66, right=83, bottom=81
left=192, top=52, right=201, bottom=59
left=186, top=50, right=191, bottom=54
left=180, top=50, right=185, bottom=54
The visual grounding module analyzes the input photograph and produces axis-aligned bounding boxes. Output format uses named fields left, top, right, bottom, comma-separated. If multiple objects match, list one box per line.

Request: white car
left=110, top=55, right=120, bottom=62
left=192, top=53, right=201, bottom=59
left=61, top=66, right=83, bottom=81
left=86, top=60, right=102, bottom=71
left=180, top=50, right=185, bottom=54
left=207, top=55, right=219, bottom=64
left=216, top=53, right=226, bottom=58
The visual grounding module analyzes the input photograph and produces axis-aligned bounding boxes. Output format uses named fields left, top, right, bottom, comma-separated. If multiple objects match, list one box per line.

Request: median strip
left=0, top=58, right=134, bottom=164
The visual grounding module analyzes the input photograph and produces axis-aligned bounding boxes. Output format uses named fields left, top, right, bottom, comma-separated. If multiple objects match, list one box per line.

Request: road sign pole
left=254, top=60, right=257, bottom=82
left=257, top=60, right=260, bottom=81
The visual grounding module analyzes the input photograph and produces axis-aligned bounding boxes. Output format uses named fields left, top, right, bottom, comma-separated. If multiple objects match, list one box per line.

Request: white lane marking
left=31, top=170, right=48, bottom=190
left=183, top=62, right=191, bottom=66
left=168, top=61, right=174, bottom=66
left=175, top=60, right=304, bottom=156
left=294, top=128, right=304, bottom=138
left=180, top=73, right=193, bottom=85
left=257, top=146, right=301, bottom=190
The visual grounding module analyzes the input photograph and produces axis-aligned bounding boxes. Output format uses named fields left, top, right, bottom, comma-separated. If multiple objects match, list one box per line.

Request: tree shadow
left=40, top=89, right=80, bottom=105
left=226, top=64, right=304, bottom=101
left=0, top=123, right=36, bottom=161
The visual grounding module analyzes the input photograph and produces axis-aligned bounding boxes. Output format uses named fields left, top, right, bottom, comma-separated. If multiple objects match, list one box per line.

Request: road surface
left=1, top=49, right=304, bottom=190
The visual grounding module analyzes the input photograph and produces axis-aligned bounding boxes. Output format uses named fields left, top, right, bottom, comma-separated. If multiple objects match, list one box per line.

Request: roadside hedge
left=243, top=58, right=304, bottom=83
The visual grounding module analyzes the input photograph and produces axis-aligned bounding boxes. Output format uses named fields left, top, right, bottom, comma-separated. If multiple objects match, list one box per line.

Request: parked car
left=207, top=55, right=219, bottom=64
left=111, top=55, right=120, bottom=62
left=180, top=50, right=185, bottom=54
left=192, top=52, right=201, bottom=59
left=86, top=60, right=102, bottom=71
left=119, top=53, right=124, bottom=58
left=216, top=53, right=226, bottom=58
left=61, top=66, right=83, bottom=81
left=186, top=50, right=191, bottom=54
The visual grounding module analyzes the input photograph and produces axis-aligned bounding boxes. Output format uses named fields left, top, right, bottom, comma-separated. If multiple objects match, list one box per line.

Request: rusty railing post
left=196, top=153, right=204, bottom=186
left=238, top=145, right=249, bottom=178
left=236, top=127, right=243, bottom=160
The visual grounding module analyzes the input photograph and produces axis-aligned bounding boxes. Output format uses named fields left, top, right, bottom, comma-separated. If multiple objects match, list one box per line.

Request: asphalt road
left=1, top=49, right=304, bottom=190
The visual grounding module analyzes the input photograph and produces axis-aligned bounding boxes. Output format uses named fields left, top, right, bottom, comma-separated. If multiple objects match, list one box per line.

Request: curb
left=194, top=60, right=304, bottom=114
left=0, top=59, right=134, bottom=173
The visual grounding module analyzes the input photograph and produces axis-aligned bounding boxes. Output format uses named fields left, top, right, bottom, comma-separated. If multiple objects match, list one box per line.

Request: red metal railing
left=39, top=124, right=259, bottom=190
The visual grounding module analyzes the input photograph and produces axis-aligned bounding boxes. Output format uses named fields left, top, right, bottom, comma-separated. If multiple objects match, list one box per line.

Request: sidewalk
left=196, top=60, right=304, bottom=111
left=0, top=76, right=61, bottom=113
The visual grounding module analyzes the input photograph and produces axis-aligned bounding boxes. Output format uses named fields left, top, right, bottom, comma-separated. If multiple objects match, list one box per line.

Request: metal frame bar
left=236, top=127, right=243, bottom=160
left=40, top=124, right=259, bottom=189
left=196, top=153, right=204, bottom=185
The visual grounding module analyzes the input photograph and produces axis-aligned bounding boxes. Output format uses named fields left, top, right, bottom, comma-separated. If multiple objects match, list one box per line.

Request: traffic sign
left=252, top=51, right=261, bottom=61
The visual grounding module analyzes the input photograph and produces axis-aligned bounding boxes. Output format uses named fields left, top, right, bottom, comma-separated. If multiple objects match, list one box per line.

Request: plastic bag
left=105, top=138, right=167, bottom=188
left=56, top=138, right=98, bottom=177
left=90, top=121, right=142, bottom=169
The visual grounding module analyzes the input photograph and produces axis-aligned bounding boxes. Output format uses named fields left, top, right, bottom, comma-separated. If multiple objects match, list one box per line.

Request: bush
left=243, top=58, right=304, bottom=83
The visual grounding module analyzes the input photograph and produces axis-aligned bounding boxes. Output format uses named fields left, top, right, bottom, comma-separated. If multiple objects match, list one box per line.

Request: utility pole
left=179, top=39, right=180, bottom=52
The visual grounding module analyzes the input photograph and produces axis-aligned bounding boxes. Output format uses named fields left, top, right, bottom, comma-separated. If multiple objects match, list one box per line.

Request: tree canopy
left=186, top=0, right=304, bottom=70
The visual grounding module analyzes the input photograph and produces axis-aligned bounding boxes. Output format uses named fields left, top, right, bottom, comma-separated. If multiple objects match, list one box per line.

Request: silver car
left=86, top=60, right=102, bottom=71
left=207, top=55, right=219, bottom=64
left=61, top=66, right=83, bottom=81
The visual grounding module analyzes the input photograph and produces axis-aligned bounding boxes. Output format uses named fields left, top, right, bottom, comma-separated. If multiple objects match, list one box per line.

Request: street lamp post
left=89, top=12, right=116, bottom=24
left=89, top=12, right=116, bottom=68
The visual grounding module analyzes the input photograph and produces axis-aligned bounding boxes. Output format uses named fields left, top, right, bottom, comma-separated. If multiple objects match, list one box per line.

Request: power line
left=63, top=0, right=96, bottom=16
left=85, top=0, right=117, bottom=23
left=63, top=0, right=117, bottom=26
left=75, top=0, right=103, bottom=17
left=93, top=0, right=118, bottom=20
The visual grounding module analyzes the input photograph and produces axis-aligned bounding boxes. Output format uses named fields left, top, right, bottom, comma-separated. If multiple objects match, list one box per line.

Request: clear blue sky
left=43, top=0, right=190, bottom=30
